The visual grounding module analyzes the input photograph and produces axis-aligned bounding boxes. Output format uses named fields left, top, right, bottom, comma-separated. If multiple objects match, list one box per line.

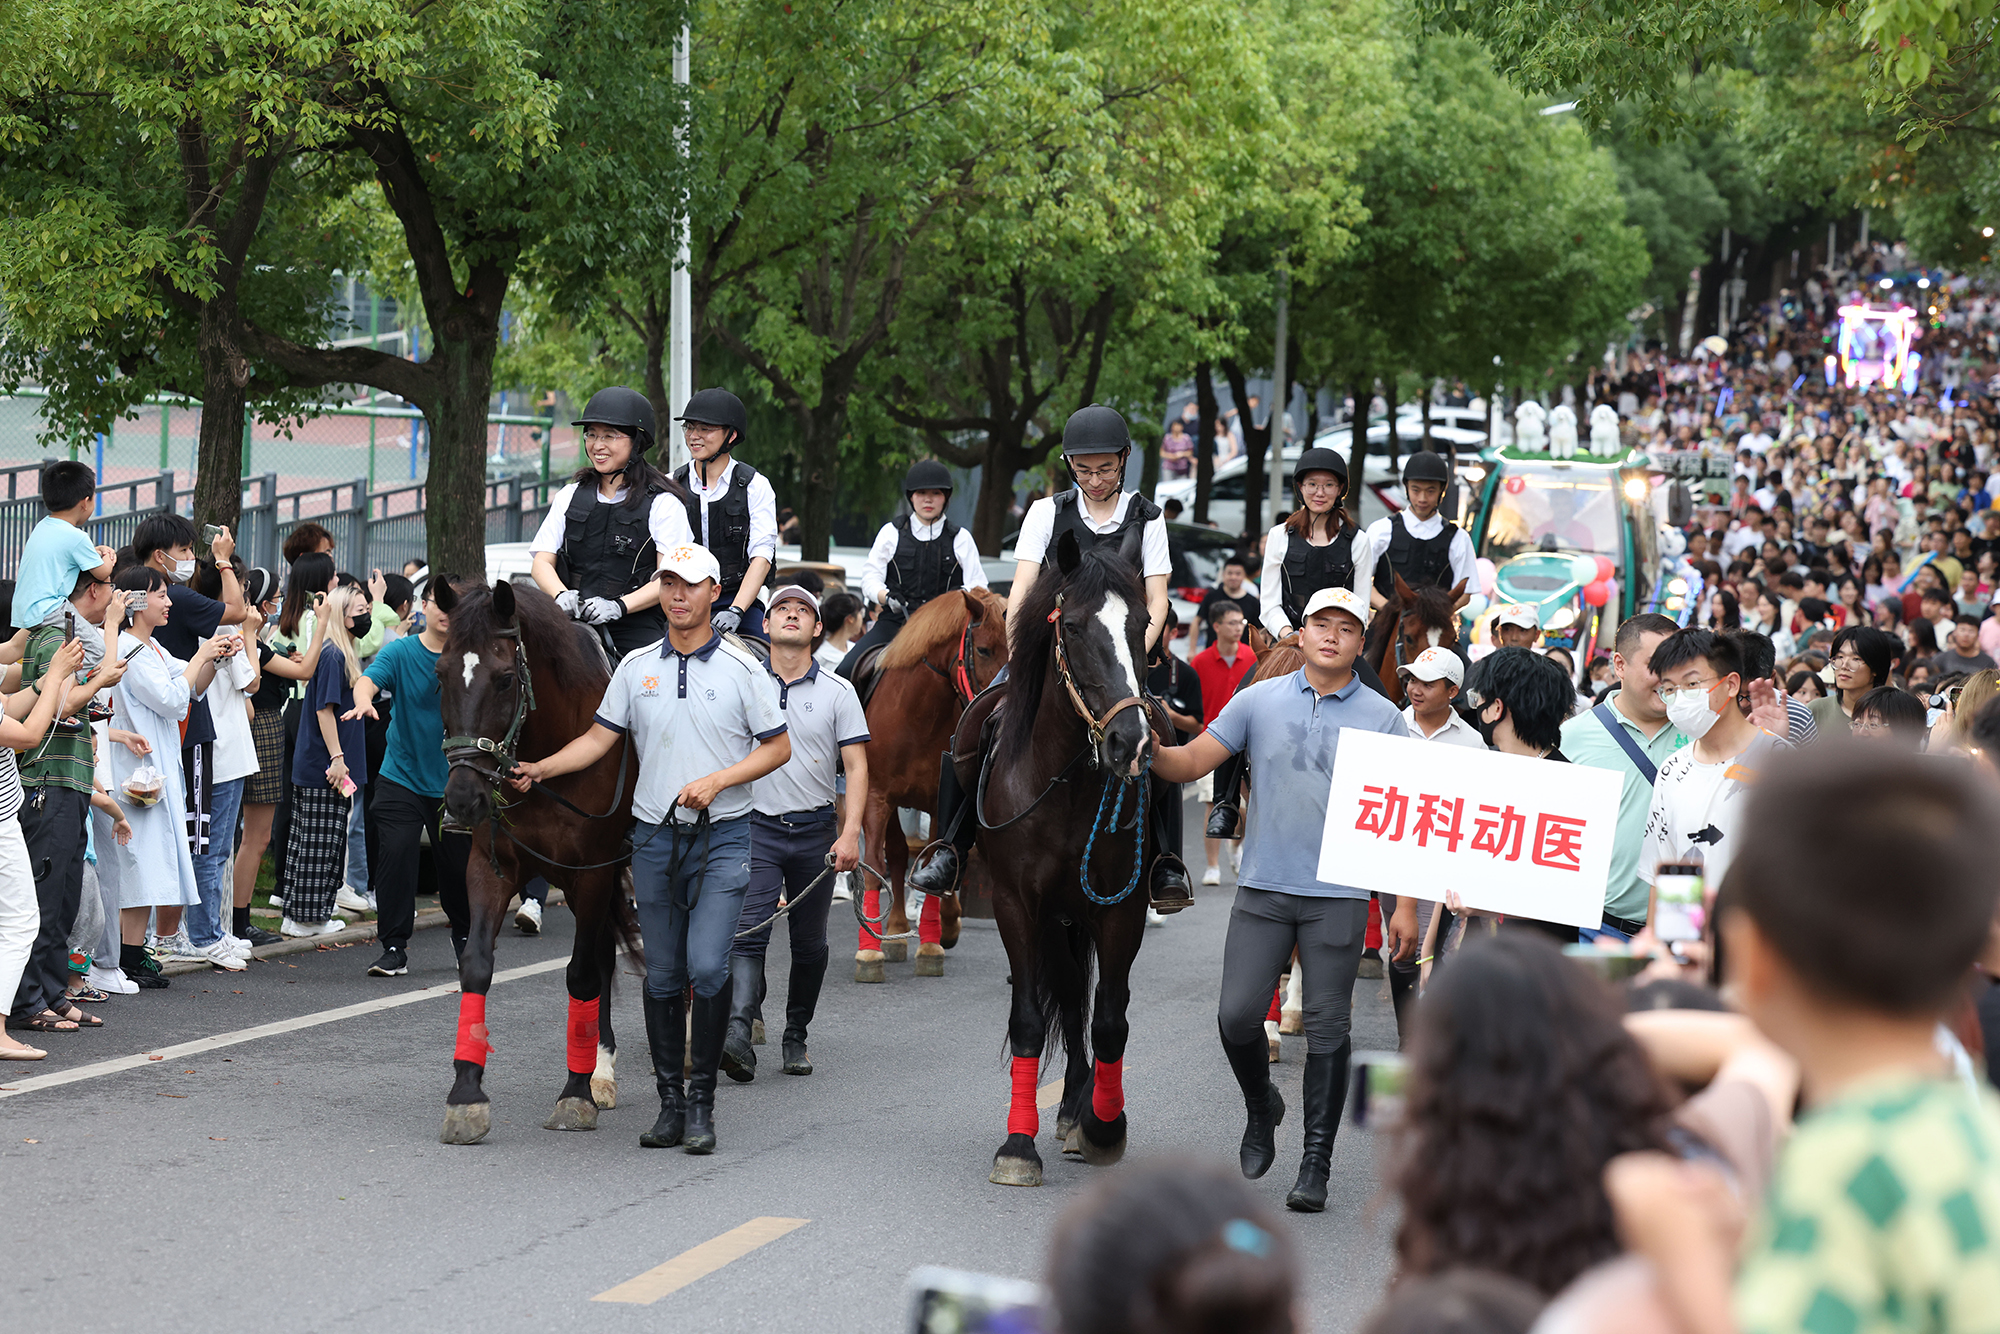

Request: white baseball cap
left=1301, top=586, right=1370, bottom=629
left=768, top=584, right=820, bottom=615
left=657, top=544, right=721, bottom=586
left=1494, top=602, right=1540, bottom=630
left=1396, top=646, right=1464, bottom=686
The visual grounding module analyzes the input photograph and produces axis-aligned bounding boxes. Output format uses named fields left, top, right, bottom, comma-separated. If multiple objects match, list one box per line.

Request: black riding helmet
left=573, top=386, right=658, bottom=456
left=1402, top=450, right=1451, bottom=487
left=1293, top=446, right=1349, bottom=483
left=676, top=387, right=749, bottom=449
left=1060, top=403, right=1132, bottom=459
left=903, top=459, right=954, bottom=499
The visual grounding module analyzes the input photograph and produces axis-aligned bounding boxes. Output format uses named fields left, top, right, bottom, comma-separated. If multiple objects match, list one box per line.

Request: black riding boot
left=1148, top=775, right=1194, bottom=912
left=1286, top=1041, right=1351, bottom=1213
left=721, top=953, right=763, bottom=1083
left=1388, top=956, right=1418, bottom=1046
left=908, top=749, right=974, bottom=896
left=638, top=991, right=687, bottom=1148
left=1220, top=1019, right=1286, bottom=1179
left=684, top=990, right=730, bottom=1154
left=1205, top=751, right=1246, bottom=840
left=781, top=951, right=828, bottom=1076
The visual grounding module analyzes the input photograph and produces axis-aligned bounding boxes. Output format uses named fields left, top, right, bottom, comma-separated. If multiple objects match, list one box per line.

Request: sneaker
left=367, top=948, right=409, bottom=977
left=335, top=887, right=374, bottom=915
left=1200, top=865, right=1221, bottom=887
left=151, top=930, right=206, bottom=962
left=218, top=933, right=255, bottom=959
left=240, top=924, right=284, bottom=947
left=1231, top=845, right=1243, bottom=873
left=1146, top=908, right=1166, bottom=928
left=268, top=894, right=284, bottom=909
left=279, top=916, right=349, bottom=938
left=515, top=898, right=542, bottom=935
left=199, top=939, right=247, bottom=971
left=87, top=965, right=138, bottom=996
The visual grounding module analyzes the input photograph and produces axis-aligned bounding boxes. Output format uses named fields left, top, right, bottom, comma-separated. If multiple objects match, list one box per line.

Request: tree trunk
left=425, top=339, right=500, bottom=581
left=1221, top=360, right=1269, bottom=541
left=1347, top=379, right=1369, bottom=483
left=1384, top=377, right=1400, bottom=472
left=192, top=304, right=251, bottom=531
left=1138, top=391, right=1163, bottom=500
left=1661, top=286, right=1687, bottom=358
left=1193, top=362, right=1218, bottom=527
left=970, top=433, right=1024, bottom=554
left=1693, top=261, right=1722, bottom=342
left=642, top=296, right=669, bottom=429
left=795, top=407, right=841, bottom=562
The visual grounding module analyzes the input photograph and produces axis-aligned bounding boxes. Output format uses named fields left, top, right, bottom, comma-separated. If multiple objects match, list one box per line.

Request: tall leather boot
left=684, top=990, right=730, bottom=1155
left=1285, top=1040, right=1351, bottom=1213
left=1219, top=1018, right=1286, bottom=1179
left=1205, top=752, right=1246, bottom=839
left=638, top=990, right=687, bottom=1148
left=1148, top=774, right=1194, bottom=912
left=907, top=750, right=973, bottom=896
left=782, top=951, right=828, bottom=1075
left=1388, top=957, right=1418, bottom=1045
left=721, top=952, right=763, bottom=1083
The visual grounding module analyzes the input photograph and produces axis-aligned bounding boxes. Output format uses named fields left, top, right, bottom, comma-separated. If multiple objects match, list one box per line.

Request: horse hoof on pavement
left=543, top=1096, right=599, bottom=1131
left=1267, top=1033, right=1282, bottom=1063
left=990, top=1133, right=1044, bottom=1187
left=855, top=951, right=885, bottom=984
left=440, top=1102, right=492, bottom=1145
left=1078, top=1110, right=1127, bottom=1166
left=941, top=922, right=960, bottom=950
left=751, top=1019, right=766, bottom=1045
left=1279, top=1010, right=1303, bottom=1036
left=882, top=940, right=909, bottom=963
left=914, top=943, right=945, bottom=977
left=1061, top=1125, right=1085, bottom=1159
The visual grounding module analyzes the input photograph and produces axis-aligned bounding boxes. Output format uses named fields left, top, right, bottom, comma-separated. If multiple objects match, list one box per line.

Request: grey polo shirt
left=594, top=632, right=786, bottom=825
left=1204, top=668, right=1409, bottom=899
left=751, top=659, right=870, bottom=817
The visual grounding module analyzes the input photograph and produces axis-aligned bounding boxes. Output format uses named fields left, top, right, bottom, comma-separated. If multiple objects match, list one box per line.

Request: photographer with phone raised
left=278, top=586, right=369, bottom=939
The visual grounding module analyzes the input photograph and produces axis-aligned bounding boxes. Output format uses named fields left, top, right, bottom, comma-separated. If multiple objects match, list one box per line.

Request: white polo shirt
left=751, top=659, right=870, bottom=817
left=1401, top=704, right=1485, bottom=749
left=594, top=632, right=785, bottom=825
left=1014, top=491, right=1171, bottom=578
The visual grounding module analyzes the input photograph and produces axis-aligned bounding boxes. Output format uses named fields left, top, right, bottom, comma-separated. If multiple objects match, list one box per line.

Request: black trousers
left=1219, top=888, right=1368, bottom=1055
left=11, top=787, right=88, bottom=1017
left=369, top=777, right=470, bottom=951
left=734, top=812, right=836, bottom=963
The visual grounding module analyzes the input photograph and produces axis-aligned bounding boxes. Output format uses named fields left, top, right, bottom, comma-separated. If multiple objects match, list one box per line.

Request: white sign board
left=1316, top=729, right=1620, bottom=930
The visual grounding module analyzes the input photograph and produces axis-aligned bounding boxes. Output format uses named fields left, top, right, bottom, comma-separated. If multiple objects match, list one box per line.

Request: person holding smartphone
left=278, top=586, right=370, bottom=938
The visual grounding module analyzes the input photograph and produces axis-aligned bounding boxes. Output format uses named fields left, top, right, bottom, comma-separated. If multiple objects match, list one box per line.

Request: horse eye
left=976, top=646, right=991, bottom=657
left=495, top=672, right=516, bottom=690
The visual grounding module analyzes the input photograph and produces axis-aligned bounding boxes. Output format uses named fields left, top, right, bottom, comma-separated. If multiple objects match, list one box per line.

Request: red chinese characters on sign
left=1351, top=790, right=1588, bottom=871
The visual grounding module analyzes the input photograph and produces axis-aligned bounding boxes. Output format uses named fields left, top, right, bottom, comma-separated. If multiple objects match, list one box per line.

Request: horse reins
left=1049, top=593, right=1150, bottom=770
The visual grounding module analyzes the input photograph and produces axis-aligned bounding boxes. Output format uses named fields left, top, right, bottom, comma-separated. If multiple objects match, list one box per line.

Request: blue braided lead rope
left=1079, top=749, right=1152, bottom=907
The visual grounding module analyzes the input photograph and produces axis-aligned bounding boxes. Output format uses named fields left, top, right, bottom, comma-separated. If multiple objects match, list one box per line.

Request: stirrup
left=907, top=841, right=962, bottom=896
left=1148, top=856, right=1194, bottom=914
left=1204, top=802, right=1240, bottom=840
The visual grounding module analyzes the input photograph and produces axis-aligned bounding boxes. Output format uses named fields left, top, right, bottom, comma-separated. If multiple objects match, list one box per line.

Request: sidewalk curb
left=160, top=892, right=567, bottom=977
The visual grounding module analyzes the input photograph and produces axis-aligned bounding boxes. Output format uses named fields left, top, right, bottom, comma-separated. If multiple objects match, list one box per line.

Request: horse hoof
left=855, top=952, right=885, bottom=984
left=543, top=1096, right=599, bottom=1132
left=1279, top=1011, right=1303, bottom=1036
left=914, top=944, right=944, bottom=977
left=590, top=1076, right=618, bottom=1110
left=882, top=940, right=909, bottom=963
left=990, top=1133, right=1043, bottom=1187
left=1061, top=1126, right=1084, bottom=1160
left=1079, top=1111, right=1128, bottom=1166
left=751, top=1019, right=766, bottom=1046
left=941, top=923, right=961, bottom=950
left=440, top=1102, right=492, bottom=1145
left=1268, top=1035, right=1282, bottom=1063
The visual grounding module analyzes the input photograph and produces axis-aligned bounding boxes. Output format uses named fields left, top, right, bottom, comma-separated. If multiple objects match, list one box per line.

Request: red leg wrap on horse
left=859, top=887, right=880, bottom=951
left=919, top=892, right=941, bottom=944
left=1092, top=1059, right=1124, bottom=1122
left=566, top=996, right=600, bottom=1075
left=455, top=992, right=492, bottom=1065
left=1007, top=1056, right=1040, bottom=1137
left=1365, top=894, right=1383, bottom=950
left=1266, top=986, right=1281, bottom=1023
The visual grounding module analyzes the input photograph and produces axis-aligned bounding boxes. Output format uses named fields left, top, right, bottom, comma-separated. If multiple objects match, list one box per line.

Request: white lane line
left=0, top=957, right=569, bottom=1100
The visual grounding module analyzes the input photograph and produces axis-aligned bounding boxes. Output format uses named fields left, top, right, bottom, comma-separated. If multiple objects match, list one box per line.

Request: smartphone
left=199, top=523, right=227, bottom=547
left=904, top=1266, right=1042, bottom=1334
left=1654, top=861, right=1706, bottom=943
left=63, top=610, right=75, bottom=644
left=125, top=591, right=150, bottom=615
left=1349, top=1050, right=1407, bottom=1131
left=1562, top=943, right=1650, bottom=982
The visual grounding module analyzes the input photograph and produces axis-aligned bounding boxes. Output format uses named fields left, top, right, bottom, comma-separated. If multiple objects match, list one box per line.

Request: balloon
left=1582, top=580, right=1610, bottom=608
left=1477, top=558, right=1499, bottom=596
left=1593, top=555, right=1615, bottom=583
left=1464, top=593, right=1490, bottom=620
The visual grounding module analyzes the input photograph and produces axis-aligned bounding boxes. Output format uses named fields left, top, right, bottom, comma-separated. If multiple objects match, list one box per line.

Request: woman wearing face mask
left=278, top=586, right=370, bottom=938
left=264, top=553, right=338, bottom=910
left=1807, top=625, right=1899, bottom=738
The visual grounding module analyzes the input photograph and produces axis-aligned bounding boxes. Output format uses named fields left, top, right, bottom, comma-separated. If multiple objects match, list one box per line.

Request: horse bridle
left=1049, top=592, right=1149, bottom=769
left=922, top=605, right=985, bottom=705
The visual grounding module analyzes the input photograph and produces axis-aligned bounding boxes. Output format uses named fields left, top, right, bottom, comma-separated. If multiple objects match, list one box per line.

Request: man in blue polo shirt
left=511, top=544, right=790, bottom=1156
left=1152, top=586, right=1417, bottom=1216
left=722, top=585, right=868, bottom=1084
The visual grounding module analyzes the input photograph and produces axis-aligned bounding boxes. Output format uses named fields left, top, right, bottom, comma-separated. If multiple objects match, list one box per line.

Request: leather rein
left=1049, top=592, right=1149, bottom=769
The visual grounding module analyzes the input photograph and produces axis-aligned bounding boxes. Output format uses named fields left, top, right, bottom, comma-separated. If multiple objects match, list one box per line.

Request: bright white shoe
left=280, top=916, right=349, bottom=938
left=219, top=933, right=255, bottom=958
left=1200, top=865, right=1221, bottom=887
left=515, top=898, right=543, bottom=934
left=1146, top=908, right=1166, bottom=928
left=151, top=930, right=205, bottom=962
left=268, top=894, right=284, bottom=909
left=88, top=965, right=138, bottom=995
left=335, top=887, right=374, bottom=915
left=1230, top=845, right=1243, bottom=873
left=199, top=939, right=247, bottom=971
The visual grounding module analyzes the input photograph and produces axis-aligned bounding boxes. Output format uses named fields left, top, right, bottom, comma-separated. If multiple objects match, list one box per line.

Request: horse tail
left=1031, top=909, right=1097, bottom=1075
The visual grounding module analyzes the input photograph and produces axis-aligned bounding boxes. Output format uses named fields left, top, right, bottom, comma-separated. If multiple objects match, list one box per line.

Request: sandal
left=65, top=986, right=110, bottom=1005
left=54, top=1004, right=102, bottom=1028
left=15, top=1009, right=79, bottom=1033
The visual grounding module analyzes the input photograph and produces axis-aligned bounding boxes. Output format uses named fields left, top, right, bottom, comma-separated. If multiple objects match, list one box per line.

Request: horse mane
left=879, top=588, right=1004, bottom=671
left=999, top=545, right=1144, bottom=761
left=445, top=579, right=609, bottom=694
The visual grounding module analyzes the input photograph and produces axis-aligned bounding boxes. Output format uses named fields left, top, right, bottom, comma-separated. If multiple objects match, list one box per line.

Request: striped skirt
left=281, top=784, right=351, bottom=923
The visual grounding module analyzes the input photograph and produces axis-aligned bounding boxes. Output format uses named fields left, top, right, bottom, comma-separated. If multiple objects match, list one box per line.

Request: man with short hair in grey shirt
left=512, top=544, right=790, bottom=1157
left=1152, top=586, right=1417, bottom=1215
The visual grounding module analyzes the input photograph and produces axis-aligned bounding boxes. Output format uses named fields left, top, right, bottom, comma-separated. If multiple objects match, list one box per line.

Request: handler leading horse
left=434, top=579, right=639, bottom=1145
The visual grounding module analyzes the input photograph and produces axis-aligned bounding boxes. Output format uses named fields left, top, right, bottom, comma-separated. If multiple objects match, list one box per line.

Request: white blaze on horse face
left=1095, top=593, right=1142, bottom=701
left=1426, top=626, right=1443, bottom=649
left=461, top=651, right=480, bottom=688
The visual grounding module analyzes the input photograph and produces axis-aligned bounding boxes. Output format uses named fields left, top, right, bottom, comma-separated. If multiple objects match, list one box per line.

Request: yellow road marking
left=591, top=1217, right=810, bottom=1305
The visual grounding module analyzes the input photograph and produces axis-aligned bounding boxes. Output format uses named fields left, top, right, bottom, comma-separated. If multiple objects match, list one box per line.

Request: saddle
left=848, top=642, right=890, bottom=709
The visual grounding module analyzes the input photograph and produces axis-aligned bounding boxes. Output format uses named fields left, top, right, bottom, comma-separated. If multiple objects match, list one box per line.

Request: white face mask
left=171, top=557, right=195, bottom=582
left=1665, top=680, right=1722, bottom=739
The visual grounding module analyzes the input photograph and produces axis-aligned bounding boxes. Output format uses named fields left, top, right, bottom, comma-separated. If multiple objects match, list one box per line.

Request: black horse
left=433, top=579, right=640, bottom=1145
left=950, top=528, right=1155, bottom=1186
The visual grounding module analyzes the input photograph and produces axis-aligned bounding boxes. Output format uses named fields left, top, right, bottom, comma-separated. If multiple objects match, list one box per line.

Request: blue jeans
left=734, top=811, right=835, bottom=963
left=187, top=777, right=245, bottom=946
left=344, top=788, right=368, bottom=895
left=631, top=813, right=753, bottom=1000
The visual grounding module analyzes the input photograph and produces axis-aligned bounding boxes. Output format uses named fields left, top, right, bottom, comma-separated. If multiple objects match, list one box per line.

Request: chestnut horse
left=1363, top=573, right=1467, bottom=708
left=855, top=588, right=1008, bottom=982
left=434, top=579, right=640, bottom=1145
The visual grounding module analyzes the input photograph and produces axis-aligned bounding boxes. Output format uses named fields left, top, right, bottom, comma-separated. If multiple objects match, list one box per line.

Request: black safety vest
left=1375, top=514, right=1458, bottom=594
left=1281, top=525, right=1358, bottom=628
left=555, top=480, right=670, bottom=640
left=886, top=518, right=964, bottom=608
left=673, top=459, right=761, bottom=598
left=1048, top=489, right=1160, bottom=568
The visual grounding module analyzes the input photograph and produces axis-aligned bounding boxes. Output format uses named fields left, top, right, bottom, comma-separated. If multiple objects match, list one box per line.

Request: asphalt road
left=0, top=837, right=1401, bottom=1334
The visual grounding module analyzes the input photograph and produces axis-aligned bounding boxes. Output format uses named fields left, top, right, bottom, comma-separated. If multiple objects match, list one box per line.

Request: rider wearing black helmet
left=530, top=386, right=694, bottom=658
left=672, top=388, right=779, bottom=640
left=836, top=459, right=989, bottom=678
left=1363, top=449, right=1477, bottom=608
left=907, top=404, right=1195, bottom=913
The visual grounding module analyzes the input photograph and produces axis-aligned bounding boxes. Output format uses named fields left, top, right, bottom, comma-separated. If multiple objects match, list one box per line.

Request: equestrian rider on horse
left=531, top=386, right=695, bottom=659
left=1361, top=450, right=1478, bottom=609
left=837, top=459, right=988, bottom=679
left=906, top=403, right=1196, bottom=913
left=671, top=389, right=779, bottom=641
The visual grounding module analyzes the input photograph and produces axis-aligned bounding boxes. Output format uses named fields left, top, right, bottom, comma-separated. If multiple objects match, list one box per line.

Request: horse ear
left=1117, top=523, right=1143, bottom=569
left=1448, top=577, right=1470, bottom=612
left=1054, top=528, right=1083, bottom=576
left=1393, top=572, right=1417, bottom=605
left=431, top=580, right=458, bottom=614
left=961, top=588, right=983, bottom=624
left=491, top=578, right=516, bottom=621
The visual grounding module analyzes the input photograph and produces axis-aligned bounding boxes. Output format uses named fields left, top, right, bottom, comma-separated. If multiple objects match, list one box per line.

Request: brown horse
left=434, top=579, right=640, bottom=1145
left=1363, top=574, right=1468, bottom=708
left=855, top=588, right=1008, bottom=982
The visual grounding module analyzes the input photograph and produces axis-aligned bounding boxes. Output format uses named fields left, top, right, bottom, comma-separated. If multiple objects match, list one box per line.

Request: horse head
left=1391, top=573, right=1469, bottom=666
left=437, top=578, right=532, bottom=830
left=1044, top=528, right=1152, bottom=777
left=962, top=587, right=1009, bottom=693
